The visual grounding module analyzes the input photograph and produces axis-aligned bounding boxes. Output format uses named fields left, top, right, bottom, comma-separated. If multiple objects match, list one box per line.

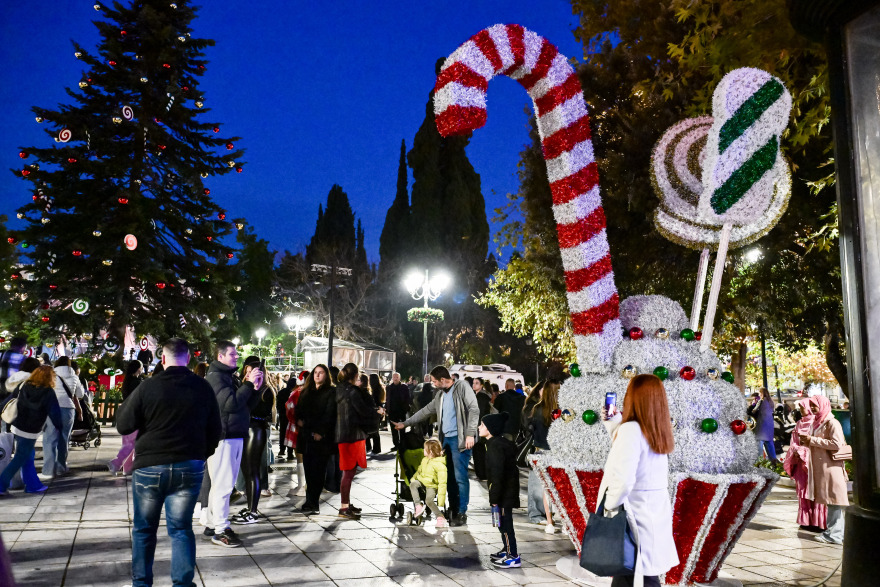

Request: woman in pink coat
left=798, top=395, right=849, bottom=544
left=783, top=398, right=826, bottom=530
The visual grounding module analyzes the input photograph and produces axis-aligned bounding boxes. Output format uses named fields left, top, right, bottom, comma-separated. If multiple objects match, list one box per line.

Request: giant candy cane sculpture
left=434, top=24, right=620, bottom=372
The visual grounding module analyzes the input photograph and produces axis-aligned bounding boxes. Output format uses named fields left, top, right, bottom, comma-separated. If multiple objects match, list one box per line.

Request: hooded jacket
left=205, top=360, right=254, bottom=440
left=486, top=435, right=520, bottom=508
left=412, top=455, right=448, bottom=508
left=10, top=382, right=63, bottom=439
left=404, top=379, right=479, bottom=452
left=335, top=380, right=381, bottom=444
left=296, top=382, right=337, bottom=443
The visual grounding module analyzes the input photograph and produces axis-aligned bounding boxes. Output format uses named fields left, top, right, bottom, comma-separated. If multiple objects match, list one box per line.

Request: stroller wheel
left=84, top=442, right=90, bottom=450
left=94, top=438, right=101, bottom=447
left=389, top=503, right=398, bottom=518
left=396, top=503, right=405, bottom=517
left=406, top=512, right=413, bottom=525
left=416, top=515, right=423, bottom=526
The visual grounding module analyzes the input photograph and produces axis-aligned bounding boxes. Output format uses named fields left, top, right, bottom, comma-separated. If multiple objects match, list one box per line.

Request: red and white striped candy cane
left=434, top=24, right=620, bottom=372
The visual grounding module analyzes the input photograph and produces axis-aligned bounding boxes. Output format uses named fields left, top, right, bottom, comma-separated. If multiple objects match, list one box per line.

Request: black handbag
left=516, top=432, right=534, bottom=468
left=579, top=494, right=637, bottom=576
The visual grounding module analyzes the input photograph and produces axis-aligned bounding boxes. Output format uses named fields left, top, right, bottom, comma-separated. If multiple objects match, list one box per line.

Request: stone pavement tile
left=64, top=560, right=131, bottom=587
left=193, top=537, right=254, bottom=558
left=737, top=550, right=804, bottom=565
left=501, top=566, right=569, bottom=585
left=10, top=561, right=67, bottom=587
left=342, top=537, right=397, bottom=550
left=295, top=538, right=353, bottom=553
left=778, top=561, right=839, bottom=578
left=372, top=558, right=434, bottom=576
left=15, top=528, right=78, bottom=542
left=810, top=557, right=844, bottom=570
left=266, top=582, right=335, bottom=587
left=331, top=527, right=389, bottom=540
left=731, top=542, right=761, bottom=554
left=335, top=577, right=402, bottom=587
left=357, top=546, right=419, bottom=562
left=392, top=572, right=462, bottom=586
left=254, top=557, right=330, bottom=583
left=719, top=552, right=759, bottom=567
left=517, top=551, right=567, bottom=568
left=739, top=563, right=816, bottom=582
left=9, top=540, right=73, bottom=566
left=318, top=560, right=386, bottom=580
left=306, top=548, right=370, bottom=565
left=243, top=536, right=300, bottom=554
left=198, top=555, right=271, bottom=587
left=722, top=566, right=785, bottom=585
left=771, top=547, right=840, bottom=564
left=75, top=526, right=131, bottom=540
left=447, top=568, right=520, bottom=586
left=428, top=556, right=491, bottom=574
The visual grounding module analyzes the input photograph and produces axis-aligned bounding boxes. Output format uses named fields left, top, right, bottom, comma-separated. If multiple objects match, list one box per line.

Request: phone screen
left=605, top=391, right=617, bottom=417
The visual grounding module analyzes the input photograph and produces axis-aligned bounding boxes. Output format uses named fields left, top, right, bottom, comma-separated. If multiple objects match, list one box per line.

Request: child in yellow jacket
left=410, top=439, right=448, bottom=527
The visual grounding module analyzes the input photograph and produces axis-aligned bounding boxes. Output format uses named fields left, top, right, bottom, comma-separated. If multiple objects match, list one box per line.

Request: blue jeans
left=42, top=407, right=75, bottom=475
left=441, top=435, right=471, bottom=513
left=0, top=436, right=44, bottom=492
left=759, top=439, right=777, bottom=461
left=132, top=460, right=205, bottom=587
left=528, top=466, right=548, bottom=522
left=823, top=504, right=846, bottom=543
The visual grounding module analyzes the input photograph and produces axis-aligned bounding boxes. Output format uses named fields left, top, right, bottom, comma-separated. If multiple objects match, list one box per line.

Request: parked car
left=449, top=364, right=525, bottom=388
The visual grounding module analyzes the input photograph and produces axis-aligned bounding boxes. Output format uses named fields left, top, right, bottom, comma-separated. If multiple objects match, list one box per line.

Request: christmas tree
left=9, top=0, right=243, bottom=347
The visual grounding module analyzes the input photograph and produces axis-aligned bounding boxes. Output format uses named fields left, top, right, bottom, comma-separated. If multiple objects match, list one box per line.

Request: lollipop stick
left=700, top=223, right=732, bottom=351
left=690, top=247, right=711, bottom=331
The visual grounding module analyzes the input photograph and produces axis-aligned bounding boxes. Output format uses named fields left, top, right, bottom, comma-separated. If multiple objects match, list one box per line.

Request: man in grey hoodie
left=393, top=365, right=479, bottom=526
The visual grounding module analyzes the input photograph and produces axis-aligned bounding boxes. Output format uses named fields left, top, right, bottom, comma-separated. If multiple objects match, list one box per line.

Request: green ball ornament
left=721, top=371, right=735, bottom=384
left=700, top=418, right=719, bottom=433
left=582, top=410, right=598, bottom=425
left=653, top=366, right=669, bottom=381
left=680, top=328, right=696, bottom=341
left=570, top=363, right=581, bottom=377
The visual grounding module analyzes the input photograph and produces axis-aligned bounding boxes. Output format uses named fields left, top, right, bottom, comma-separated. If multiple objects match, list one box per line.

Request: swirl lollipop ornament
left=434, top=24, right=620, bottom=372
left=71, top=299, right=89, bottom=315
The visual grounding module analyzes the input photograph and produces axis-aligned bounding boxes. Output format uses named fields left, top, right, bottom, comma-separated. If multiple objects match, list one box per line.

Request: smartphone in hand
left=604, top=391, right=617, bottom=419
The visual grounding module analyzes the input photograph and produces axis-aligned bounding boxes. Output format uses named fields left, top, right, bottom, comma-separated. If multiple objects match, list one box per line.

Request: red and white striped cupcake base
left=531, top=456, right=777, bottom=585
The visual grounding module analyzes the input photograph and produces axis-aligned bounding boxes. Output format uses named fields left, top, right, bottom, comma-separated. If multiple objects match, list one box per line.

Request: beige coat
left=804, top=417, right=849, bottom=506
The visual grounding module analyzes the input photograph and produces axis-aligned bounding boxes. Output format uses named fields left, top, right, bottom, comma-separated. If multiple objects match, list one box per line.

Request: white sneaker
left=544, top=524, right=558, bottom=534
left=192, top=503, right=202, bottom=520
left=107, top=462, right=119, bottom=475
left=37, top=473, right=54, bottom=483
left=198, top=508, right=209, bottom=527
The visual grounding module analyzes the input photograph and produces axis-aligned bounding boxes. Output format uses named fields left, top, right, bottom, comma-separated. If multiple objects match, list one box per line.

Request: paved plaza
left=1, top=428, right=844, bottom=587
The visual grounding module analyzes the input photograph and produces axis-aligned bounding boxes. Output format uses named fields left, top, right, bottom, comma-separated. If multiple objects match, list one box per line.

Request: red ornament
left=695, top=331, right=703, bottom=341
left=162, top=63, right=171, bottom=69
left=0, top=337, right=5, bottom=343
left=182, top=86, right=189, bottom=91
left=41, top=302, right=50, bottom=309
left=730, top=420, right=747, bottom=435
left=118, top=197, right=129, bottom=204
left=7, top=237, right=16, bottom=244
left=679, top=366, right=696, bottom=381
left=156, top=282, right=166, bottom=289
left=551, top=408, right=562, bottom=420
left=206, top=236, right=212, bottom=241
left=226, top=253, right=234, bottom=259
left=628, top=327, right=644, bottom=340
left=235, top=167, right=242, bottom=173
left=72, top=250, right=82, bottom=257
left=212, top=127, right=219, bottom=133
left=120, top=30, right=127, bottom=36
left=19, top=151, right=27, bottom=159
left=203, top=188, right=210, bottom=195
left=67, top=158, right=77, bottom=163
left=194, top=350, right=202, bottom=357
left=10, top=274, right=19, bottom=280
left=154, top=118, right=161, bottom=124
left=108, top=60, right=116, bottom=66
left=49, top=284, right=57, bottom=290
left=218, top=213, right=226, bottom=220
left=158, top=144, right=166, bottom=150
left=226, top=143, right=234, bottom=150
left=41, top=316, right=50, bottom=322
left=21, top=169, right=30, bottom=177
left=32, top=195, right=38, bottom=201
left=199, top=65, right=206, bottom=70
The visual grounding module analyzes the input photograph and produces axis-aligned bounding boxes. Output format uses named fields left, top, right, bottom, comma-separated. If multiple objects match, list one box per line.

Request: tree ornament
left=200, top=172, right=208, bottom=178
left=569, top=363, right=581, bottom=377
left=124, top=234, right=138, bottom=250
left=721, top=371, right=735, bottom=384
left=551, top=408, right=562, bottom=420
left=730, top=420, right=747, bottom=435
left=179, top=314, right=187, bottom=328
left=226, top=143, right=234, bottom=150
left=234, top=286, right=241, bottom=291
left=561, top=409, right=575, bottom=422
left=67, top=158, right=77, bottom=164
left=707, top=368, right=720, bottom=380
left=72, top=250, right=82, bottom=257
left=92, top=230, right=102, bottom=237
left=227, top=161, right=235, bottom=167
left=695, top=331, right=703, bottom=340
left=747, top=417, right=757, bottom=431
left=78, top=81, right=88, bottom=89
left=203, top=188, right=210, bottom=195
left=654, top=328, right=670, bottom=340
left=170, top=3, right=178, bottom=9
left=226, top=253, right=234, bottom=259
left=121, top=105, right=134, bottom=120
left=21, top=169, right=29, bottom=177
left=653, top=366, right=669, bottom=381
left=49, top=284, right=57, bottom=290
left=158, top=144, right=166, bottom=151
left=236, top=167, right=243, bottom=173
left=72, top=299, right=89, bottom=315
left=218, top=213, right=226, bottom=220
left=6, top=237, right=16, bottom=245
left=621, top=365, right=638, bottom=379
left=41, top=316, right=50, bottom=323
left=195, top=101, right=203, bottom=108
left=36, top=116, right=43, bottom=123
left=19, top=151, right=27, bottom=159
left=680, top=328, right=696, bottom=341
left=700, top=418, right=719, bottom=433
left=108, top=60, right=116, bottom=66
left=178, top=36, right=186, bottom=42
left=206, top=236, right=212, bottom=241
left=118, top=197, right=129, bottom=204
left=163, top=63, right=171, bottom=69
left=156, top=282, right=166, bottom=289
left=102, top=259, right=113, bottom=266
left=236, top=223, right=244, bottom=230
left=582, top=410, right=598, bottom=425
left=112, top=117, right=122, bottom=124
left=185, top=228, right=193, bottom=234
left=16, top=213, right=24, bottom=219
left=58, top=129, right=71, bottom=142
left=679, top=366, right=696, bottom=381
left=628, top=327, right=644, bottom=340
left=140, top=77, right=148, bottom=83
left=75, top=51, right=82, bottom=58
left=213, top=127, right=219, bottom=133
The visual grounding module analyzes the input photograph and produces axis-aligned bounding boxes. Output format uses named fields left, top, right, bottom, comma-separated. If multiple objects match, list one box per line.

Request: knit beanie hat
left=482, top=412, right=508, bottom=437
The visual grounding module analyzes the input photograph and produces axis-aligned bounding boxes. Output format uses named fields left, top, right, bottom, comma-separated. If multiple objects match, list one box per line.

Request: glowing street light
left=255, top=327, right=267, bottom=355
left=405, top=269, right=451, bottom=376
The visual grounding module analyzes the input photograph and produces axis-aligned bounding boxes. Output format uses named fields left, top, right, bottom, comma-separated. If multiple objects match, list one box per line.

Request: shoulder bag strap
left=60, top=377, right=74, bottom=399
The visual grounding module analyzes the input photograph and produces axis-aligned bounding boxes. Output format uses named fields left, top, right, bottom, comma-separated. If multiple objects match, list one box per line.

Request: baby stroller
left=69, top=400, right=102, bottom=450
left=389, top=431, right=429, bottom=521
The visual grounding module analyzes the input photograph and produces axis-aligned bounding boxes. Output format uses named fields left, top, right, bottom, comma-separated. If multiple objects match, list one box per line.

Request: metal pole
left=774, top=363, right=781, bottom=404
left=760, top=329, right=768, bottom=390
left=328, top=262, right=335, bottom=368
left=422, top=269, right=429, bottom=376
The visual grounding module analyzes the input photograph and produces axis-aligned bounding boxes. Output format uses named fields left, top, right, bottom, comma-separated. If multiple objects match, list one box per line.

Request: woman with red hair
left=597, top=374, right=679, bottom=587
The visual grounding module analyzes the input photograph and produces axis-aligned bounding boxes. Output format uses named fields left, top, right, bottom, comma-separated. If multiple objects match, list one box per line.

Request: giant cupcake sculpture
left=433, top=24, right=787, bottom=585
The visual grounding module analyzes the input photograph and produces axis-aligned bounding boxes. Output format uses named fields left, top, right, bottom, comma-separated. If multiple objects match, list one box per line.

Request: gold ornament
left=83, top=333, right=93, bottom=340
left=94, top=4, right=101, bottom=11
left=178, top=36, right=186, bottom=42
left=41, top=218, right=50, bottom=224
left=707, top=368, right=720, bottom=380
left=17, top=213, right=24, bottom=219
left=134, top=54, right=142, bottom=60
left=112, top=117, right=122, bottom=124
left=88, top=368, right=96, bottom=374
left=140, top=77, right=148, bottom=83
left=135, top=179, right=142, bottom=184
left=747, top=417, right=757, bottom=431
left=200, top=172, right=208, bottom=178
left=3, top=285, right=10, bottom=291
left=170, top=3, right=178, bottom=8
left=227, top=160, right=235, bottom=167
left=93, top=230, right=102, bottom=237
left=106, top=309, right=115, bottom=316
left=195, top=101, right=203, bottom=108
left=78, top=81, right=88, bottom=89
left=218, top=313, right=226, bottom=319
left=236, top=223, right=244, bottom=230
left=75, top=52, right=82, bottom=58
left=35, top=116, right=43, bottom=123
left=621, top=365, right=638, bottom=379
left=234, top=286, right=242, bottom=292
left=102, top=259, right=113, bottom=266
left=654, top=328, right=670, bottom=340
left=185, top=228, right=193, bottom=234
left=561, top=409, right=575, bottom=423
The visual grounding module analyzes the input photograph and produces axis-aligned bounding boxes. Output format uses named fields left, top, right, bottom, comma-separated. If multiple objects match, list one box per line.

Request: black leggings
left=242, top=423, right=268, bottom=512
left=303, top=439, right=331, bottom=508
left=499, top=506, right=517, bottom=557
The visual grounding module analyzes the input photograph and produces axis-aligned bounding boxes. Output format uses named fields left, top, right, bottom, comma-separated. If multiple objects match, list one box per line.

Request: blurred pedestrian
left=366, top=373, right=385, bottom=454
left=285, top=371, right=307, bottom=495
left=0, top=337, right=27, bottom=398
left=385, top=372, right=411, bottom=449
left=527, top=380, right=559, bottom=532
left=747, top=388, right=777, bottom=465
left=41, top=356, right=84, bottom=479
left=231, top=357, right=273, bottom=525
left=481, top=412, right=521, bottom=569
left=494, top=378, right=525, bottom=441
left=108, top=360, right=143, bottom=475
left=2, top=357, right=39, bottom=434
left=276, top=376, right=294, bottom=461
left=783, top=398, right=827, bottom=531
left=472, top=377, right=493, bottom=480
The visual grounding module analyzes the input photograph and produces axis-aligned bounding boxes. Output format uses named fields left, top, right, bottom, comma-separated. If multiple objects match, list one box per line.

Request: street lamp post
left=255, top=327, right=267, bottom=357
left=311, top=263, right=352, bottom=367
left=790, top=2, right=880, bottom=583
left=284, top=314, right=313, bottom=370
left=405, top=269, right=450, bottom=377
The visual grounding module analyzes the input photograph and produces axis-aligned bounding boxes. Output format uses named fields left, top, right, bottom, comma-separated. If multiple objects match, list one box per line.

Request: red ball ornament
left=235, top=167, right=243, bottom=173
left=41, top=316, right=50, bottom=322
left=218, top=213, right=226, bottom=220
left=628, top=327, right=644, bottom=340
left=108, top=60, right=116, bottom=66
left=41, top=302, right=50, bottom=309
left=695, top=331, right=703, bottom=341
left=226, top=143, right=234, bottom=150
left=156, top=282, right=166, bottom=289
left=679, top=366, right=696, bottom=381
left=154, top=118, right=161, bottom=124
left=49, top=284, right=57, bottom=290
left=182, top=86, right=189, bottom=91
left=551, top=408, right=562, bottom=420
left=226, top=253, right=234, bottom=259
left=206, top=236, right=212, bottom=241
left=162, top=63, right=171, bottom=69
left=67, top=158, right=77, bottom=163
left=19, top=151, right=27, bottom=159
left=120, top=30, right=127, bottom=36
left=730, top=420, right=747, bottom=435
left=118, top=197, right=129, bottom=204
left=158, top=144, right=166, bottom=150
left=32, top=195, right=38, bottom=201
left=10, top=274, right=19, bottom=280
left=203, top=188, right=210, bottom=195
left=199, top=65, right=206, bottom=70
left=21, top=169, right=30, bottom=177
left=7, top=237, right=16, bottom=244
left=194, top=350, right=202, bottom=357
left=0, top=337, right=5, bottom=343
left=213, top=127, right=219, bottom=133
left=72, top=250, right=82, bottom=256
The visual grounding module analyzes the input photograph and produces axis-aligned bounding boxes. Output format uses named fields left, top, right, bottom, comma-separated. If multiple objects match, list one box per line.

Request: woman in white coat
left=41, top=356, right=84, bottom=479
left=597, top=374, right=680, bottom=587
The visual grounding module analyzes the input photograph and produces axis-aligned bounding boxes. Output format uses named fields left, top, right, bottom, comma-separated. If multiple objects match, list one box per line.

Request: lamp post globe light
left=284, top=314, right=313, bottom=370
left=255, top=327, right=267, bottom=356
left=405, top=269, right=450, bottom=376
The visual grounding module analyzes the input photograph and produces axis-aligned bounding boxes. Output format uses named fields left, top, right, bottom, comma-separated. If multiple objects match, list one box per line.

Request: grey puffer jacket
left=205, top=361, right=254, bottom=440
left=404, top=379, right=479, bottom=452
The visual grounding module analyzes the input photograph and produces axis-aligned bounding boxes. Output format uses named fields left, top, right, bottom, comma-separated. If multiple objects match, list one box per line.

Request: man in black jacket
left=203, top=340, right=262, bottom=548
left=385, top=372, right=410, bottom=449
left=493, top=378, right=525, bottom=441
left=116, top=338, right=222, bottom=587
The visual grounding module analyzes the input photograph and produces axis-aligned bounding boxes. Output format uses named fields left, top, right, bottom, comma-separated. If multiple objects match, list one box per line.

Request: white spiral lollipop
left=104, top=339, right=120, bottom=352
left=58, top=129, right=72, bottom=142
left=121, top=105, right=134, bottom=120
left=124, top=234, right=138, bottom=250
left=72, top=299, right=89, bottom=315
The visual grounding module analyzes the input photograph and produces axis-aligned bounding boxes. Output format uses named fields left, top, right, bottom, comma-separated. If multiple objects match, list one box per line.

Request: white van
left=449, top=364, right=525, bottom=388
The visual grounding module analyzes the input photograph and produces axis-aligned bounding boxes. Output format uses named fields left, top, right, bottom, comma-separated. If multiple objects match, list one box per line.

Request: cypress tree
left=378, top=139, right=411, bottom=278
left=306, top=184, right=357, bottom=264
left=10, top=0, right=242, bottom=344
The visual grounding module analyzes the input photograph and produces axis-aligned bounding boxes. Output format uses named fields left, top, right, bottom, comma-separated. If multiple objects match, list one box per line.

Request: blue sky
left=0, top=1, right=586, bottom=263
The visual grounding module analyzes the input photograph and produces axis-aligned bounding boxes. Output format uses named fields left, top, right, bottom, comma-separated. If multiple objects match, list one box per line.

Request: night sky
left=0, top=1, right=584, bottom=263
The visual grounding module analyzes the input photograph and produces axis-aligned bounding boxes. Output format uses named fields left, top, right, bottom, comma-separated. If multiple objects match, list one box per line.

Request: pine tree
left=10, top=0, right=243, bottom=345
left=306, top=184, right=357, bottom=264
left=226, top=222, right=276, bottom=339
left=378, top=139, right=411, bottom=278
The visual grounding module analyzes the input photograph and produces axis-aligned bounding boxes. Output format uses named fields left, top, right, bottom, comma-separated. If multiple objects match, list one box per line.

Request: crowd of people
left=0, top=335, right=853, bottom=586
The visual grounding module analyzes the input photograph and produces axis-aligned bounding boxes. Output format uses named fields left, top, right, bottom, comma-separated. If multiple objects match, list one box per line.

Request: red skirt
left=338, top=440, right=367, bottom=471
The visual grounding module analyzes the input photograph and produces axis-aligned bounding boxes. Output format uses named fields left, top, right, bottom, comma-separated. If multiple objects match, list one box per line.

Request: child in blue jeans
left=480, top=412, right=521, bottom=569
